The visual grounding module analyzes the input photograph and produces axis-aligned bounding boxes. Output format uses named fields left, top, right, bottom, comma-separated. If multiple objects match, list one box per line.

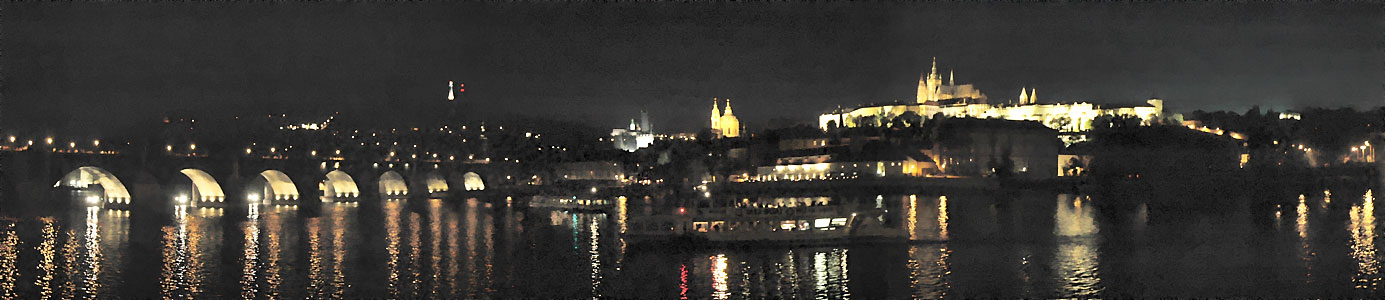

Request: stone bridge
left=1, top=147, right=507, bottom=214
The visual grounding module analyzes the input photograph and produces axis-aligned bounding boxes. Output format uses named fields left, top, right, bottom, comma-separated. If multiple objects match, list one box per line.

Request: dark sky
left=4, top=2, right=1381, bottom=134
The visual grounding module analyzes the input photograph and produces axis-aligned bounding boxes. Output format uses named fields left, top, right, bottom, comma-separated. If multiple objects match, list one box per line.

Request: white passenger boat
left=528, top=195, right=613, bottom=212
left=625, top=204, right=904, bottom=245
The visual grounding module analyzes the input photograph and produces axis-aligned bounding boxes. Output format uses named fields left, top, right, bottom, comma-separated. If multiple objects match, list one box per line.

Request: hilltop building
left=611, top=110, right=655, bottom=152
left=818, top=58, right=1166, bottom=138
left=710, top=98, right=742, bottom=138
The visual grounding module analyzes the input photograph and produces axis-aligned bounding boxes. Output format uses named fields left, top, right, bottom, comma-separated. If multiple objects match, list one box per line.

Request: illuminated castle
left=916, top=57, right=987, bottom=103
left=710, top=98, right=742, bottom=138
left=819, top=58, right=1165, bottom=135
left=612, top=110, right=655, bottom=152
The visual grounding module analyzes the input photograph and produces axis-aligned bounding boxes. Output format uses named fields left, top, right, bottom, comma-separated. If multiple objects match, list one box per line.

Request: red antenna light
left=458, top=83, right=465, bottom=93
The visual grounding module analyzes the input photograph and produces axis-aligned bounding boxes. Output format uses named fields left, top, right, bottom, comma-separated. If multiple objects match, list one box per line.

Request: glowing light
left=92, top=139, right=100, bottom=147
left=189, top=143, right=197, bottom=151
left=45, top=137, right=53, bottom=145
left=85, top=196, right=99, bottom=205
left=711, top=254, right=729, bottom=299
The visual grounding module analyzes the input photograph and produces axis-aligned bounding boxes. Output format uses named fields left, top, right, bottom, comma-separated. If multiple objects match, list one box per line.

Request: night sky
left=4, top=2, right=1381, bottom=135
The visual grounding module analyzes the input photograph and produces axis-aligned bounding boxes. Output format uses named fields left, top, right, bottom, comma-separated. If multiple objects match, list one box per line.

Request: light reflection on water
left=1351, top=190, right=1379, bottom=291
left=0, top=188, right=1381, bottom=298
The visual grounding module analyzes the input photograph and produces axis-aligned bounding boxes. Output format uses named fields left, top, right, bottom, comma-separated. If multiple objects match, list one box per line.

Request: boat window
left=694, top=221, right=709, bottom=233
left=780, top=220, right=796, bottom=231
left=814, top=218, right=831, bottom=229
left=831, top=218, right=848, bottom=227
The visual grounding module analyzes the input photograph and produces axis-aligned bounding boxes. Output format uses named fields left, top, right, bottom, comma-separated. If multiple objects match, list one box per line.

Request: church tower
left=1020, top=87, right=1028, bottom=105
left=711, top=98, right=721, bottom=130
left=917, top=57, right=945, bottom=103
left=448, top=81, right=455, bottom=101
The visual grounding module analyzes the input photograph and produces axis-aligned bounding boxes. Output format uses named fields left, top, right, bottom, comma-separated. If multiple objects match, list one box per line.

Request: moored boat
left=528, top=195, right=613, bottom=212
left=625, top=203, right=904, bottom=245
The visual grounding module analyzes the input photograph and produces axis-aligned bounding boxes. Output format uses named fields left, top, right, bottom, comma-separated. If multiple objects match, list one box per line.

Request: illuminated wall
left=753, top=159, right=933, bottom=182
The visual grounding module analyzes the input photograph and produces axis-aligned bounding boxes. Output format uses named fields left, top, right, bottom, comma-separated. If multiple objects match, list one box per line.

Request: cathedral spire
left=448, top=81, right=455, bottom=101
left=949, top=70, right=954, bottom=86
left=930, top=57, right=938, bottom=78
left=1030, top=88, right=1036, bottom=104
left=724, top=98, right=734, bottom=116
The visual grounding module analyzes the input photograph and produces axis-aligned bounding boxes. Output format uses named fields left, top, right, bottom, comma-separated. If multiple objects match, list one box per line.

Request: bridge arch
left=425, top=171, right=449, bottom=193
left=178, top=169, right=225, bottom=204
left=55, top=166, right=132, bottom=205
left=253, top=170, right=300, bottom=203
left=379, top=171, right=408, bottom=196
left=321, top=170, right=360, bottom=200
left=463, top=172, right=484, bottom=191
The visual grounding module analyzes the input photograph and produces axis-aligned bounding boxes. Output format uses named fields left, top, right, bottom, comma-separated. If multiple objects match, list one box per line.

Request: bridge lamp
left=270, top=147, right=276, bottom=153
left=166, top=145, right=173, bottom=152
left=7, top=136, right=14, bottom=143
left=311, top=150, right=318, bottom=157
left=92, top=139, right=100, bottom=147
left=335, top=149, right=341, bottom=155
left=45, top=137, right=53, bottom=145
left=246, top=148, right=253, bottom=154
left=189, top=144, right=197, bottom=151
left=69, top=142, right=75, bottom=148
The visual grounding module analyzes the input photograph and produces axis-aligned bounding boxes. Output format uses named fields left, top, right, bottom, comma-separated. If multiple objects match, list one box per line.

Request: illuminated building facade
left=710, top=98, right=742, bottom=138
left=818, top=58, right=1166, bottom=135
left=611, top=110, right=655, bottom=152
left=752, top=151, right=935, bottom=182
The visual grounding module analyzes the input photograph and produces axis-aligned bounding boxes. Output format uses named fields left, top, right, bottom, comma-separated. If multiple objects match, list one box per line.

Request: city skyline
left=4, top=2, right=1380, bottom=134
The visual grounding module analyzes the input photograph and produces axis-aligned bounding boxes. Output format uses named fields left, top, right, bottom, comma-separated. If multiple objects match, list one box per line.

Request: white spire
left=1030, top=88, right=1036, bottom=104
left=448, top=81, right=455, bottom=101
left=724, top=98, right=734, bottom=116
left=949, top=70, right=954, bottom=86
left=1019, top=87, right=1028, bottom=105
